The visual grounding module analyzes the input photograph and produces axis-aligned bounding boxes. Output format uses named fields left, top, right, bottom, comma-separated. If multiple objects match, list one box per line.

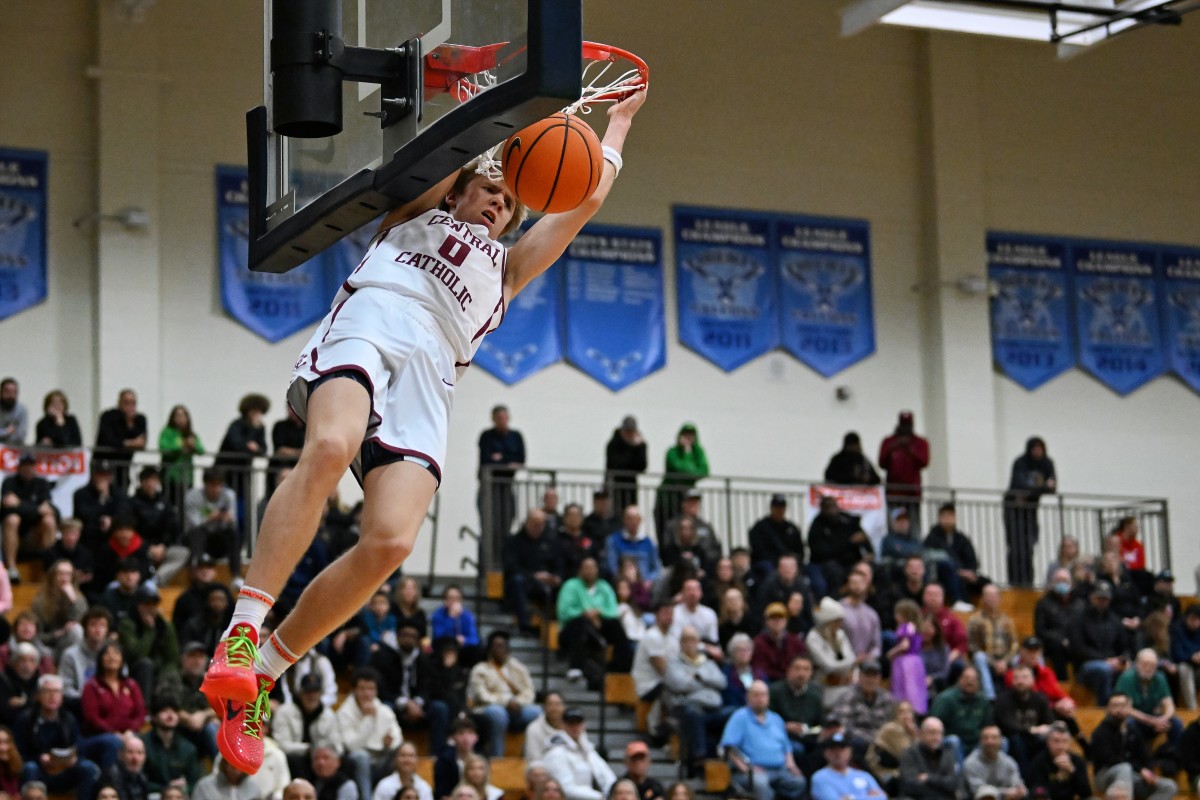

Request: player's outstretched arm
left=377, top=170, right=462, bottom=232
left=504, top=87, right=647, bottom=300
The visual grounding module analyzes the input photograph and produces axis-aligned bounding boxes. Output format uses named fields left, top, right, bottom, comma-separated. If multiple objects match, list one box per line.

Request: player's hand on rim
left=608, top=83, right=647, bottom=120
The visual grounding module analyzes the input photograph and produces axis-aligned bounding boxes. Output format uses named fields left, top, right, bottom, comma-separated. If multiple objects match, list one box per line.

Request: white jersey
left=342, top=208, right=507, bottom=364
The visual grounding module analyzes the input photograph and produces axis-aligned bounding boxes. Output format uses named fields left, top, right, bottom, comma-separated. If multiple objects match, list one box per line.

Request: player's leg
left=202, top=376, right=369, bottom=705
left=1, top=514, right=19, bottom=574
left=265, top=459, right=435, bottom=660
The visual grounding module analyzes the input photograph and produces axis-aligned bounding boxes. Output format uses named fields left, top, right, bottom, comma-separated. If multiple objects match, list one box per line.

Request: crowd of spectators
left=3, top=380, right=1200, bottom=800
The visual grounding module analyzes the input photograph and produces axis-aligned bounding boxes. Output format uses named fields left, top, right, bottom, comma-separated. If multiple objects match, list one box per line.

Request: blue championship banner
left=1071, top=241, right=1165, bottom=395
left=777, top=215, right=874, bottom=376
left=476, top=269, right=563, bottom=384
left=1161, top=247, right=1200, bottom=392
left=217, top=165, right=332, bottom=342
left=0, top=148, right=48, bottom=321
left=565, top=225, right=665, bottom=391
left=674, top=206, right=780, bottom=372
left=987, top=233, right=1075, bottom=390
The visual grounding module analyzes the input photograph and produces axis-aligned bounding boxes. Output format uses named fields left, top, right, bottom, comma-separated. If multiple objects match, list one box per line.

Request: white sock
left=258, top=632, right=299, bottom=681
left=223, top=586, right=275, bottom=638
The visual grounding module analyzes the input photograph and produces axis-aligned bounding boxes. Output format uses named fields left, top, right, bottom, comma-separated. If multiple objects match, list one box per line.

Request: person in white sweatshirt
left=372, top=741, right=434, bottom=800
left=541, top=709, right=616, bottom=800
left=336, top=667, right=402, bottom=799
left=523, top=692, right=567, bottom=762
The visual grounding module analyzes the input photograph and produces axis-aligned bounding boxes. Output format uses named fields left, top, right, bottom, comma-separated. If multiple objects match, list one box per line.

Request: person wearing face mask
left=1034, top=569, right=1083, bottom=681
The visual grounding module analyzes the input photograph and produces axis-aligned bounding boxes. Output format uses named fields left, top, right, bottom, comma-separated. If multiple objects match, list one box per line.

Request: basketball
left=502, top=112, right=603, bottom=214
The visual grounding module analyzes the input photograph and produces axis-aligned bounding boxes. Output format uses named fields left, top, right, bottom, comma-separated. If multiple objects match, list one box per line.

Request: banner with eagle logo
left=776, top=214, right=875, bottom=376
left=0, top=147, right=47, bottom=321
left=987, top=232, right=1076, bottom=390
left=673, top=206, right=781, bottom=372
left=216, top=165, right=336, bottom=343
left=563, top=225, right=665, bottom=391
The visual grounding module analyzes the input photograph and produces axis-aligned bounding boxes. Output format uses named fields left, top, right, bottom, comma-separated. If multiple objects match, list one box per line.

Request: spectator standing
left=653, top=423, right=709, bottom=537
left=158, top=405, right=204, bottom=509
left=15, top=674, right=100, bottom=798
left=605, top=506, right=660, bottom=583
left=747, top=495, right=805, bottom=579
left=924, top=503, right=986, bottom=605
left=1090, top=692, right=1177, bottom=800
left=719, top=680, right=806, bottom=800
left=823, top=432, right=881, bottom=487
left=0, top=379, right=27, bottom=444
left=1026, top=723, right=1089, bottom=800
left=541, top=708, right=616, bottom=800
left=606, top=416, right=647, bottom=515
left=184, top=469, right=241, bottom=581
left=897, top=717, right=958, bottom=800
left=557, top=557, right=631, bottom=686
left=1035, top=569, right=1083, bottom=680
left=962, top=725, right=1026, bottom=800
left=752, top=603, right=807, bottom=682
left=1003, top=437, right=1056, bottom=587
left=877, top=411, right=930, bottom=525
left=467, top=631, right=539, bottom=757
left=886, top=600, right=927, bottom=713
left=968, top=584, right=1019, bottom=700
left=94, top=389, right=147, bottom=491
left=505, top=509, right=562, bottom=635
left=142, top=691, right=202, bottom=792
left=1172, top=605, right=1200, bottom=709
left=2, top=453, right=57, bottom=582
left=216, top=392, right=270, bottom=514
left=478, top=405, right=525, bottom=556
left=33, top=390, right=81, bottom=448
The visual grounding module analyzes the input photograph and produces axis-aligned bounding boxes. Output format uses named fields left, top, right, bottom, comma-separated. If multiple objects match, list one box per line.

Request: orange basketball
left=502, top=112, right=603, bottom=214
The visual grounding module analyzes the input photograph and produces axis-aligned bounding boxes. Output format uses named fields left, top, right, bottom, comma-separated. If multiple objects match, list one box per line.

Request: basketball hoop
left=424, top=40, right=648, bottom=181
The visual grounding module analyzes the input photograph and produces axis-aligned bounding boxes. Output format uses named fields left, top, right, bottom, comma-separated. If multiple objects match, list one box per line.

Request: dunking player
left=200, top=88, right=647, bottom=773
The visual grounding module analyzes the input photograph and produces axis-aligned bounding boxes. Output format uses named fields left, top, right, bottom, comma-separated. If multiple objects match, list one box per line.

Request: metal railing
left=479, top=466, right=1170, bottom=588
left=6, top=445, right=442, bottom=584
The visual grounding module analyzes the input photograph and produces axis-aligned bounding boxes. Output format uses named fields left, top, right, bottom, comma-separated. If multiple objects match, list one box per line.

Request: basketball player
left=201, top=86, right=647, bottom=773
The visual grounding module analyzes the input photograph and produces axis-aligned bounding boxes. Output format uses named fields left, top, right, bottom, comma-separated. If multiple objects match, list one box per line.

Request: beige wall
left=1, top=1, right=1197, bottom=581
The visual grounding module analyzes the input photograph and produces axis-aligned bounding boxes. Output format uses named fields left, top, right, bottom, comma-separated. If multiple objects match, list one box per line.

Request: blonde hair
left=439, top=159, right=528, bottom=238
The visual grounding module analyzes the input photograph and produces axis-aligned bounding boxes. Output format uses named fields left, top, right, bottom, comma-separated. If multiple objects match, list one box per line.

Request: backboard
left=248, top=0, right=582, bottom=273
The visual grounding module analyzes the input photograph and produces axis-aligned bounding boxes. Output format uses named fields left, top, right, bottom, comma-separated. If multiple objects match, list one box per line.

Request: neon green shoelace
left=221, top=626, right=260, bottom=671
left=241, top=685, right=271, bottom=739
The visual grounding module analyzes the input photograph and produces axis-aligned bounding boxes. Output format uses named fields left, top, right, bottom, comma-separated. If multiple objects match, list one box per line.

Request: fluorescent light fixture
left=839, top=0, right=1177, bottom=50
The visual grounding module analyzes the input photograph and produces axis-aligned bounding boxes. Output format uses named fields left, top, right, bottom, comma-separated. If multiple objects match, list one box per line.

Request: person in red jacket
left=877, top=412, right=930, bottom=527
left=80, top=641, right=145, bottom=767
left=751, top=603, right=807, bottom=681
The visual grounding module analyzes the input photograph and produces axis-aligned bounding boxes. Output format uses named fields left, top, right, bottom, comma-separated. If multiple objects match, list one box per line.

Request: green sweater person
left=654, top=423, right=709, bottom=537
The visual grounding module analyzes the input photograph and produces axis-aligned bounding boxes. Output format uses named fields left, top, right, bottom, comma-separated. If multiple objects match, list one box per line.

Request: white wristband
left=602, top=145, right=623, bottom=176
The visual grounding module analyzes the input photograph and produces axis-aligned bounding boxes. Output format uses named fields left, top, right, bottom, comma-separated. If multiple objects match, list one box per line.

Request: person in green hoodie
left=158, top=405, right=204, bottom=510
left=654, top=423, right=709, bottom=537
left=556, top=557, right=632, bottom=688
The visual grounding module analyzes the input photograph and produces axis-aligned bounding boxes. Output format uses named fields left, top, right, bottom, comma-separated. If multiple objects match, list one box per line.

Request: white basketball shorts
left=287, top=287, right=457, bottom=485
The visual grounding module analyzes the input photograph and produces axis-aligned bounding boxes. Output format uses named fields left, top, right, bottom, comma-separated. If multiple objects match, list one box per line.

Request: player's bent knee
left=358, top=536, right=415, bottom=573
left=297, top=435, right=358, bottom=477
